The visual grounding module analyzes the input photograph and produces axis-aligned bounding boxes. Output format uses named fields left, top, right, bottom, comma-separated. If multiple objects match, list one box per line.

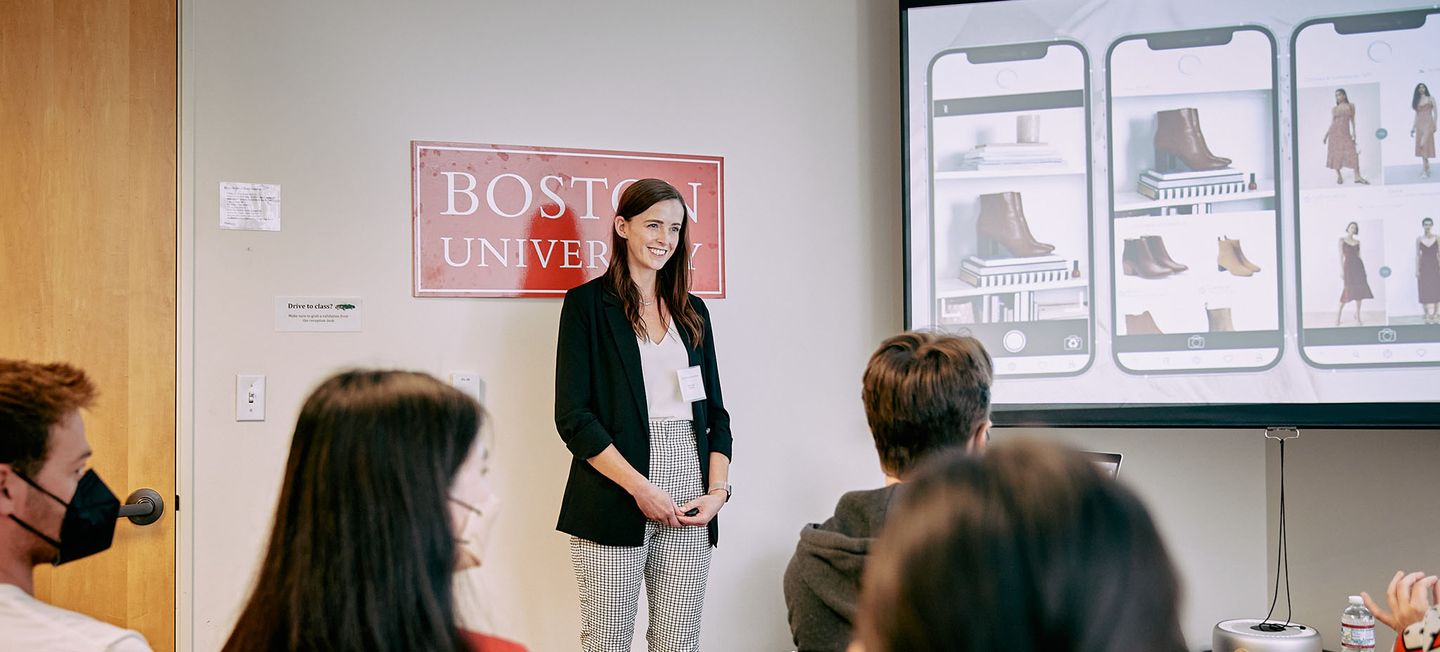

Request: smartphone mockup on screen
left=1106, top=26, right=1283, bottom=374
left=923, top=41, right=1093, bottom=378
left=1293, top=9, right=1440, bottom=368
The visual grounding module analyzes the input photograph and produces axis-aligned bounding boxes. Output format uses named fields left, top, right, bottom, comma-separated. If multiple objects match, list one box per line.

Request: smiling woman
left=552, top=179, right=734, bottom=652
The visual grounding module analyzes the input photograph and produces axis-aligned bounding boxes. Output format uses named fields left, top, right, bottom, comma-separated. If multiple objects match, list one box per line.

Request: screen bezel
left=1104, top=25, right=1286, bottom=375
left=923, top=40, right=1096, bottom=378
left=900, top=0, right=1440, bottom=428
left=1289, top=8, right=1440, bottom=371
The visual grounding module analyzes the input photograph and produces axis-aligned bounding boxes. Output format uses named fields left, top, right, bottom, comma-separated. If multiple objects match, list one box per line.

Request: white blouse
left=637, top=321, right=692, bottom=421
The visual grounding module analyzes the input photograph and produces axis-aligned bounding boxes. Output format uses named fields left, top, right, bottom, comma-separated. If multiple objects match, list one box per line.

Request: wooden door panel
left=0, top=1, right=177, bottom=649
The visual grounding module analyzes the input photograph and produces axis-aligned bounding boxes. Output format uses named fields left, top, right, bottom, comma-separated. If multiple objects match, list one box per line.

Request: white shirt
left=637, top=321, right=693, bottom=420
left=0, top=583, right=151, bottom=652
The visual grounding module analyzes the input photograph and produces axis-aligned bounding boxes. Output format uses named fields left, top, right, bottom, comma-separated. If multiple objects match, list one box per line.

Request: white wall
left=181, top=3, right=1434, bottom=652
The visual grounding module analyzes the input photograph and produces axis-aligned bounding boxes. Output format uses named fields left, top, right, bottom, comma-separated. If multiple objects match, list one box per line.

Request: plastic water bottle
left=1341, top=595, right=1376, bottom=651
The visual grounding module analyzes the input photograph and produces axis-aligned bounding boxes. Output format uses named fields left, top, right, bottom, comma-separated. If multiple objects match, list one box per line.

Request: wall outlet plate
left=449, top=371, right=484, bottom=405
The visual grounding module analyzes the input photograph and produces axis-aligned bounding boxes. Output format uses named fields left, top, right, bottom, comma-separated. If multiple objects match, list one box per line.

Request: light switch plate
left=236, top=374, right=266, bottom=421
left=449, top=371, right=484, bottom=405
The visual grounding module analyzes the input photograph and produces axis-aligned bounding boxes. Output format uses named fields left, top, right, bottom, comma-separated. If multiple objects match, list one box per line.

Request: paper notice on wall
left=220, top=182, right=282, bottom=231
left=275, top=296, right=363, bottom=332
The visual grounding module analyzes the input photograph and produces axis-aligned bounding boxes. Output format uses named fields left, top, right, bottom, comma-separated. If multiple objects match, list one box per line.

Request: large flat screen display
left=902, top=1, right=1440, bottom=426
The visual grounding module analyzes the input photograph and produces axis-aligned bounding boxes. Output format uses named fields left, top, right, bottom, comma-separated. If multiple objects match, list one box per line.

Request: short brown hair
left=861, top=331, right=992, bottom=477
left=0, top=360, right=97, bottom=476
left=854, top=440, right=1186, bottom=652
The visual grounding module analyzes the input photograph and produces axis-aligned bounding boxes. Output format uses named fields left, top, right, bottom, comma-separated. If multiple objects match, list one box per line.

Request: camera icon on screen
left=1378, top=328, right=1397, bottom=343
left=1063, top=335, right=1082, bottom=351
left=1186, top=335, right=1206, bottom=350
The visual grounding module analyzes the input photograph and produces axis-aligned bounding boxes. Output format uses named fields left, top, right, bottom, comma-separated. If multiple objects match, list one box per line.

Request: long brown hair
left=602, top=178, right=704, bottom=348
left=223, top=370, right=481, bottom=652
left=855, top=440, right=1187, bottom=652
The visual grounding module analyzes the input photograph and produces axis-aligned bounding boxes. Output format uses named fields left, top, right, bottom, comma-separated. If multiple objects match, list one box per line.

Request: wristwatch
left=708, top=484, right=732, bottom=503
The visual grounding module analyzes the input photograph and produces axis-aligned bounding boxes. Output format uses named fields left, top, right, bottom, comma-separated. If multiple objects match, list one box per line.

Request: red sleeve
left=1395, top=606, right=1440, bottom=651
left=462, top=630, right=527, bottom=652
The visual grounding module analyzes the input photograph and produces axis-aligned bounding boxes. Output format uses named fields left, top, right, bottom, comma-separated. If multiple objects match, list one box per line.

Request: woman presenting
left=554, top=178, right=732, bottom=652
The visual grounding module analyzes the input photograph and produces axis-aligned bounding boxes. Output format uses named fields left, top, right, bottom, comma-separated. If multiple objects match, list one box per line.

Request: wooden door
left=0, top=1, right=177, bottom=650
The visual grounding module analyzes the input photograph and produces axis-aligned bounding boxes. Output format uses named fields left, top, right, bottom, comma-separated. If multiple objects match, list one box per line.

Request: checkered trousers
left=570, top=419, right=712, bottom=652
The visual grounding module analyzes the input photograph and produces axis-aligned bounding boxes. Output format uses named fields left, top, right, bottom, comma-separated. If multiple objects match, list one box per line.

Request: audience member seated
left=1364, top=570, right=1440, bottom=652
left=0, top=359, right=151, bottom=651
left=851, top=439, right=1188, bottom=652
left=783, top=332, right=992, bottom=651
left=222, top=370, right=524, bottom=652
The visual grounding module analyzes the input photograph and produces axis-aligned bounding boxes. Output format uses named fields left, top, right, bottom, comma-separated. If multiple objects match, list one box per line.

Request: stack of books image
left=959, top=254, right=1069, bottom=288
left=1136, top=168, right=1246, bottom=200
left=977, top=289, right=1083, bottom=323
left=961, top=143, right=1064, bottom=171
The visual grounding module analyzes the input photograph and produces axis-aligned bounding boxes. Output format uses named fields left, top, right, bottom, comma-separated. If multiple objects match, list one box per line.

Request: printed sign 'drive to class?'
left=412, top=142, right=725, bottom=298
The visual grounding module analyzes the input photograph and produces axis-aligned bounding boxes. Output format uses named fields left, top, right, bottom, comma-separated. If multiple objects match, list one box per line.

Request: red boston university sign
left=412, top=141, right=725, bottom=298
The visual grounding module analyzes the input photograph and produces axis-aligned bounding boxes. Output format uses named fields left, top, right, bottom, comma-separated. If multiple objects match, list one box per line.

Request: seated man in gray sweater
left=782, top=331, right=992, bottom=652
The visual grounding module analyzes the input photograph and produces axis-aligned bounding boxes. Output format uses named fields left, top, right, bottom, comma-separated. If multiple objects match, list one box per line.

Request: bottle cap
left=1349, top=595, right=1364, bottom=605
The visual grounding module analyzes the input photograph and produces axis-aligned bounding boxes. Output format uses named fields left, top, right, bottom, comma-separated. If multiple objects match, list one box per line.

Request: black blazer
left=554, top=276, right=732, bottom=547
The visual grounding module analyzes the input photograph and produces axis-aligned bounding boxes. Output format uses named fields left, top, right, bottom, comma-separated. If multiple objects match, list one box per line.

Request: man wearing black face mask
left=0, top=360, right=151, bottom=651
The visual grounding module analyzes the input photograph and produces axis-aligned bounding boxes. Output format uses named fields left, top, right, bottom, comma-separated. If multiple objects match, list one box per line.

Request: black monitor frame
left=899, top=0, right=1440, bottom=429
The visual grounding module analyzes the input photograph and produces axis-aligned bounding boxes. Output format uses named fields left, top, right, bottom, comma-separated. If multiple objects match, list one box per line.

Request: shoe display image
left=1142, top=235, right=1188, bottom=273
left=1217, top=236, right=1260, bottom=277
left=1154, top=107, right=1234, bottom=172
left=1121, top=237, right=1175, bottom=279
left=1206, top=304, right=1235, bottom=332
left=975, top=191, right=1057, bottom=258
left=1125, top=310, right=1165, bottom=335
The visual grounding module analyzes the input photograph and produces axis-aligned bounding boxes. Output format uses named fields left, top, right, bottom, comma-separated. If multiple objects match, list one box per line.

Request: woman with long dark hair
left=1338, top=221, right=1374, bottom=326
left=1418, top=217, right=1439, bottom=324
left=1325, top=88, right=1370, bottom=185
left=1413, top=83, right=1436, bottom=179
left=554, top=178, right=732, bottom=651
left=223, top=370, right=523, bottom=652
left=852, top=440, right=1187, bottom=652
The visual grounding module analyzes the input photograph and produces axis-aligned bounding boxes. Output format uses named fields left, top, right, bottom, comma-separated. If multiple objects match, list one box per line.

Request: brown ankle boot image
left=1125, top=311, right=1163, bottom=335
left=1206, top=304, right=1234, bottom=332
left=1122, top=237, right=1173, bottom=279
left=1142, top=235, right=1187, bottom=273
left=975, top=192, right=1055, bottom=258
left=1217, top=237, right=1255, bottom=277
left=1154, top=108, right=1233, bottom=172
left=1226, top=236, right=1262, bottom=273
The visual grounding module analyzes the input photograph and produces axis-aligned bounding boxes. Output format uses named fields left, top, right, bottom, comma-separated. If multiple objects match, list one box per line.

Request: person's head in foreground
left=224, top=370, right=506, bottom=652
left=1, top=359, right=152, bottom=651
left=852, top=439, right=1187, bottom=652
left=862, top=331, right=993, bottom=479
left=0, top=360, right=115, bottom=577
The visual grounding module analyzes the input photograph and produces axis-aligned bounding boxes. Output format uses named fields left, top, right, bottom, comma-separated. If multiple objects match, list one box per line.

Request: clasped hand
left=631, top=481, right=723, bottom=528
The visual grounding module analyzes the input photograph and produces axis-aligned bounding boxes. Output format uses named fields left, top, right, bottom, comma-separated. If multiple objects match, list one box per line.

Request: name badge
left=677, top=366, right=706, bottom=403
